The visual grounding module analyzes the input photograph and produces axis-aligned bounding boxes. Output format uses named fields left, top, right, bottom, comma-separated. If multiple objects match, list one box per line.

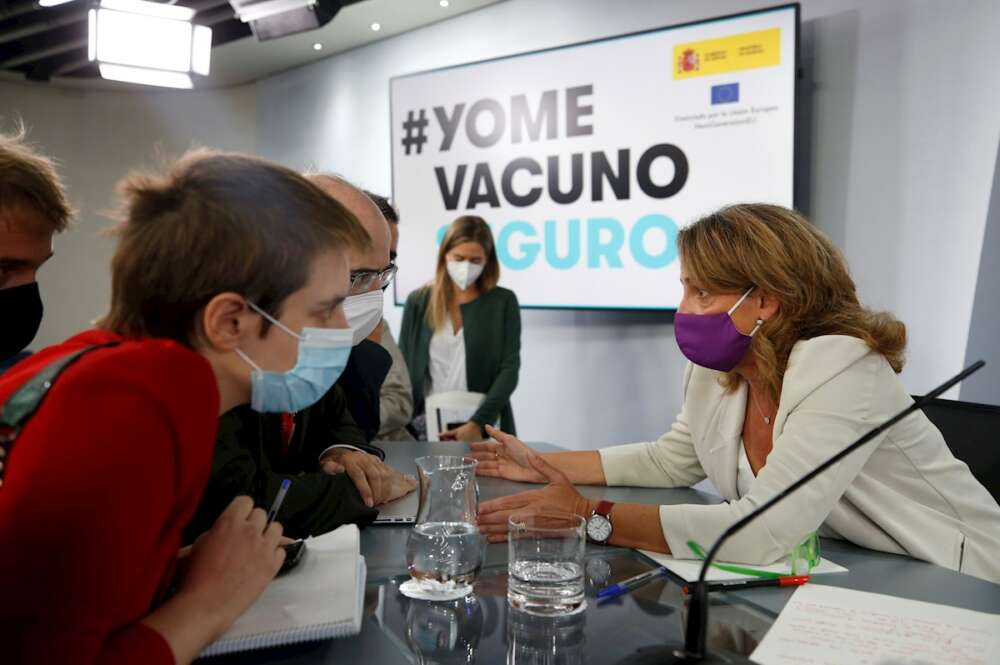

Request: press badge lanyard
left=0, top=343, right=119, bottom=485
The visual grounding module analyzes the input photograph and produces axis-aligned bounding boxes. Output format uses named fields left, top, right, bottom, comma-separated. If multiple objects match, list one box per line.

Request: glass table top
left=195, top=442, right=1000, bottom=664
left=364, top=549, right=774, bottom=664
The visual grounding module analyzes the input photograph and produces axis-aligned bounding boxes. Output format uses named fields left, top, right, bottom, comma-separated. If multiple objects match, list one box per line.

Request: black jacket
left=182, top=384, right=379, bottom=544
left=340, top=339, right=393, bottom=442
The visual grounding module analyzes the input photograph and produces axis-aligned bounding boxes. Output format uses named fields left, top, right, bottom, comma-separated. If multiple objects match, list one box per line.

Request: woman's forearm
left=580, top=499, right=670, bottom=553
left=542, top=451, right=607, bottom=485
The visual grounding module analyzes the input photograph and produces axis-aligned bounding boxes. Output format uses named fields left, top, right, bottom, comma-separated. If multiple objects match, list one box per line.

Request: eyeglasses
left=349, top=262, right=397, bottom=294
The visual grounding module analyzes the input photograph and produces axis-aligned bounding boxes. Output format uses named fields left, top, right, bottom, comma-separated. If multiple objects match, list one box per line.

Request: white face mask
left=343, top=289, right=383, bottom=346
left=447, top=260, right=484, bottom=291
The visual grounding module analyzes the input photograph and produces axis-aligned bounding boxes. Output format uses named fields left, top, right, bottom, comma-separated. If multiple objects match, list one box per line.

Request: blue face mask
left=236, top=302, right=352, bottom=413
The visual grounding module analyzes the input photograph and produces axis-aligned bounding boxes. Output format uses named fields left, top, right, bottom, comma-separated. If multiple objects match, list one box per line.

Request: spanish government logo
left=677, top=48, right=700, bottom=74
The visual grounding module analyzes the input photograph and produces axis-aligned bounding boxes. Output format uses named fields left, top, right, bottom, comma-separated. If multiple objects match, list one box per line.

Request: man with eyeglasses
left=363, top=191, right=416, bottom=442
left=183, top=175, right=416, bottom=543
left=312, top=176, right=401, bottom=459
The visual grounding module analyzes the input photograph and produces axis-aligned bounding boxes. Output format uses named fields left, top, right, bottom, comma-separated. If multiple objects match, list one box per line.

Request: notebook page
left=201, top=525, right=364, bottom=656
left=306, top=523, right=360, bottom=557
left=752, top=584, right=1000, bottom=665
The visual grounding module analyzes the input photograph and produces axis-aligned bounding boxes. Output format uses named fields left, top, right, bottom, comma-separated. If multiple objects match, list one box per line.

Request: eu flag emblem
left=711, top=83, right=740, bottom=105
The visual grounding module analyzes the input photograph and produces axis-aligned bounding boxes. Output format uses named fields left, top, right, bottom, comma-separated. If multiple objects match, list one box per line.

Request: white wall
left=255, top=0, right=1000, bottom=448
left=3, top=0, right=996, bottom=449
left=796, top=0, right=1000, bottom=399
left=0, top=79, right=258, bottom=348
left=962, top=142, right=1000, bottom=404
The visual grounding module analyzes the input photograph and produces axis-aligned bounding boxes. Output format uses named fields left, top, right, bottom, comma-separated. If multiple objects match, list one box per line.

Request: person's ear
left=757, top=290, right=781, bottom=322
left=199, top=293, right=258, bottom=353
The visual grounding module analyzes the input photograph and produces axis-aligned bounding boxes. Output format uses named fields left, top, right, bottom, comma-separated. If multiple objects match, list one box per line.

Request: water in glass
left=508, top=512, right=586, bottom=616
left=404, top=456, right=485, bottom=598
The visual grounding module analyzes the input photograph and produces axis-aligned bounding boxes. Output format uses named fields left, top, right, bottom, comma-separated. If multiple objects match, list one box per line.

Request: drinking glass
left=507, top=512, right=586, bottom=616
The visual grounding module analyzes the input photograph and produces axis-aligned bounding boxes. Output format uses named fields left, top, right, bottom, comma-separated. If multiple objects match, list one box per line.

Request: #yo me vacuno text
left=409, top=85, right=689, bottom=270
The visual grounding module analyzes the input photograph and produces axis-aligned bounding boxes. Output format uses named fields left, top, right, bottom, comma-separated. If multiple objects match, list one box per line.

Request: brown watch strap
left=594, top=500, right=614, bottom=518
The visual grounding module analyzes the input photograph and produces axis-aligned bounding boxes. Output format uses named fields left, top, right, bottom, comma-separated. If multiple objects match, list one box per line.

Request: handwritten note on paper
left=751, top=584, right=1000, bottom=665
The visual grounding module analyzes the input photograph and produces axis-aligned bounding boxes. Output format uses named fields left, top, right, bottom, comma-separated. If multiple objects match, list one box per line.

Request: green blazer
left=399, top=286, right=521, bottom=434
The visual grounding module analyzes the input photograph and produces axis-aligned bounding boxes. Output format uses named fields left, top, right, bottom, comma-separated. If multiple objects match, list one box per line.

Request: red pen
left=683, top=575, right=810, bottom=594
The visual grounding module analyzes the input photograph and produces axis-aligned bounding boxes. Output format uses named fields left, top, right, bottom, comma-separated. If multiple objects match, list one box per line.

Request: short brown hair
left=0, top=122, right=73, bottom=233
left=427, top=215, right=499, bottom=330
left=98, top=148, right=371, bottom=344
left=677, top=204, right=906, bottom=402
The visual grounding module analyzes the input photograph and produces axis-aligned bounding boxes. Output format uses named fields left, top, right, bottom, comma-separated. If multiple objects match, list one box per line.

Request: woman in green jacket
left=399, top=215, right=521, bottom=441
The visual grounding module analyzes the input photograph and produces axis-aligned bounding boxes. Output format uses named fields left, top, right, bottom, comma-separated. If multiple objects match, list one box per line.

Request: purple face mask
left=674, top=287, right=762, bottom=372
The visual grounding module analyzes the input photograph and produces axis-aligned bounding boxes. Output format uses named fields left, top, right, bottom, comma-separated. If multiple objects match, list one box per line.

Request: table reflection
left=403, top=595, right=484, bottom=665
left=369, top=552, right=773, bottom=665
left=507, top=607, right=586, bottom=665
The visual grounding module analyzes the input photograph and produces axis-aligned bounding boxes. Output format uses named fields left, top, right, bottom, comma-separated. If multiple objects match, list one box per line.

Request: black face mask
left=1, top=282, right=43, bottom=360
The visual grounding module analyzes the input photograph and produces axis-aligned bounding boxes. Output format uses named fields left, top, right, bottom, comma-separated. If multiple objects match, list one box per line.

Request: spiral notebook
left=201, top=525, right=366, bottom=657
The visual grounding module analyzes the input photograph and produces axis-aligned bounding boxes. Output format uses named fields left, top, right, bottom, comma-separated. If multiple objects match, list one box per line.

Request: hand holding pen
left=267, top=479, right=291, bottom=526
left=157, top=494, right=290, bottom=653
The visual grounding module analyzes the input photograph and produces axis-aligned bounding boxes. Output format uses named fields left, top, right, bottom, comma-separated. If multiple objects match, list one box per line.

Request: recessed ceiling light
left=313, top=42, right=323, bottom=50
left=38, top=0, right=77, bottom=6
left=370, top=22, right=381, bottom=31
left=439, top=0, right=450, bottom=7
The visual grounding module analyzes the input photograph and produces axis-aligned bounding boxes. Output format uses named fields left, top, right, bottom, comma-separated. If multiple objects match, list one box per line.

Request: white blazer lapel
left=705, top=381, right=745, bottom=500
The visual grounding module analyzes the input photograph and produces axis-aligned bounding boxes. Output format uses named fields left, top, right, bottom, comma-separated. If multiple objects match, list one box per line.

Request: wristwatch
left=586, top=500, right=614, bottom=544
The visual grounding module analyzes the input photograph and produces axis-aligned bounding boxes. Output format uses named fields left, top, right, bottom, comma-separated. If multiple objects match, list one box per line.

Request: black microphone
left=621, top=359, right=985, bottom=665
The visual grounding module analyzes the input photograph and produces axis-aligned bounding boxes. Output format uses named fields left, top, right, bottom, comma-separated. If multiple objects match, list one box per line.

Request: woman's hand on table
left=476, top=449, right=592, bottom=543
left=469, top=425, right=547, bottom=483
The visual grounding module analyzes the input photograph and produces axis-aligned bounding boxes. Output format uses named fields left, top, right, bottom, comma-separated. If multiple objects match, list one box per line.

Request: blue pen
left=597, top=567, right=671, bottom=600
left=266, top=479, right=292, bottom=526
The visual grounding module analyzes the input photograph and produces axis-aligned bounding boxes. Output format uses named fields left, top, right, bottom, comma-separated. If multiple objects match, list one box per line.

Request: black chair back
left=917, top=396, right=1000, bottom=504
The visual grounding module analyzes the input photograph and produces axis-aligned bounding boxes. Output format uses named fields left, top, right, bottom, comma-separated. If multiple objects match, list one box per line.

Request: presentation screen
left=390, top=4, right=798, bottom=310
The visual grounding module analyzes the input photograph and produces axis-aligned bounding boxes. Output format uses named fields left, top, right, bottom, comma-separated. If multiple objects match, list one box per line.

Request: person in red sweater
left=0, top=148, right=371, bottom=665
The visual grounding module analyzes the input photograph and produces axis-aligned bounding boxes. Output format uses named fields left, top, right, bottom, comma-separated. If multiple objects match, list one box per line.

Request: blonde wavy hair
left=426, top=215, right=500, bottom=330
left=677, top=204, right=906, bottom=402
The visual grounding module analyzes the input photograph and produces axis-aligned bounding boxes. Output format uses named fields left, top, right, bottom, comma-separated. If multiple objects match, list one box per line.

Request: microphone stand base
left=615, top=644, right=759, bottom=665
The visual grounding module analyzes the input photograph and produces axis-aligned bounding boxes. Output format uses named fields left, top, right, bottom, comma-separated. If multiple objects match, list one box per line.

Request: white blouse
left=427, top=318, right=467, bottom=396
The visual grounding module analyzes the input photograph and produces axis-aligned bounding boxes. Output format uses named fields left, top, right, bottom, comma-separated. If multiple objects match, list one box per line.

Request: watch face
left=586, top=514, right=612, bottom=542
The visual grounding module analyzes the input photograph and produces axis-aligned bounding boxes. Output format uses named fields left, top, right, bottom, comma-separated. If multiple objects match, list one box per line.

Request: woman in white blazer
left=473, top=204, right=1000, bottom=583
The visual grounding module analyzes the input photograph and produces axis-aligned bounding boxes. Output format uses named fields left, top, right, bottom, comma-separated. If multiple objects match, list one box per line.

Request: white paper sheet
left=639, top=549, right=848, bottom=582
left=200, top=525, right=365, bottom=656
left=751, top=584, right=1000, bottom=665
